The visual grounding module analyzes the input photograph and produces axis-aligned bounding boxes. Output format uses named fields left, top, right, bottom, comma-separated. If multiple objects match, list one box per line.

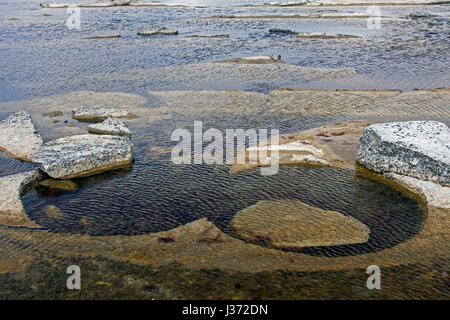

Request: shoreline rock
left=0, top=171, right=42, bottom=228
left=0, top=112, right=44, bottom=162
left=88, top=117, right=132, bottom=138
left=356, top=121, right=449, bottom=185
left=32, top=134, right=134, bottom=179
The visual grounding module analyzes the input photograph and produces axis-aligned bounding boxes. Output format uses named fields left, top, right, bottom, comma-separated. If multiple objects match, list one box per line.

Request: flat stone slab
left=231, top=200, right=370, bottom=248
left=32, top=134, right=133, bottom=179
left=0, top=171, right=42, bottom=228
left=137, top=28, right=178, bottom=36
left=72, top=106, right=133, bottom=123
left=357, top=121, right=449, bottom=185
left=0, top=112, right=44, bottom=161
left=88, top=117, right=131, bottom=137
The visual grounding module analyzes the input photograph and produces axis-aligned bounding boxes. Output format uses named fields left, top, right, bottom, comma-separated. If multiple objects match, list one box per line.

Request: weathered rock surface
left=0, top=171, right=42, bottom=228
left=231, top=200, right=370, bottom=248
left=137, top=27, right=178, bottom=36
left=32, top=134, right=133, bottom=179
left=0, top=112, right=44, bottom=161
left=357, top=121, right=449, bottom=185
left=88, top=117, right=131, bottom=137
left=72, top=106, right=133, bottom=122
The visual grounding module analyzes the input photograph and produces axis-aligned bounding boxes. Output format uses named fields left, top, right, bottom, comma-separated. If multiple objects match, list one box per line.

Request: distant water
left=1, top=1, right=449, bottom=101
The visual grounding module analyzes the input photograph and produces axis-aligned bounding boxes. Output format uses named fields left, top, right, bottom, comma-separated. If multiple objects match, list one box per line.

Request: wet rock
left=0, top=112, right=44, bottom=161
left=137, top=27, right=178, bottom=36
left=72, top=106, right=133, bottom=123
left=356, top=121, right=449, bottom=185
left=39, top=179, right=78, bottom=191
left=88, top=117, right=132, bottom=138
left=32, top=134, right=133, bottom=179
left=231, top=200, right=370, bottom=248
left=384, top=173, right=450, bottom=209
left=297, top=32, right=360, bottom=39
left=0, top=171, right=42, bottom=228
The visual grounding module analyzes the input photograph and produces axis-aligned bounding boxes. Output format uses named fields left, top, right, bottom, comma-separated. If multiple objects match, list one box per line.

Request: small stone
left=88, top=117, right=132, bottom=137
left=0, top=112, right=44, bottom=161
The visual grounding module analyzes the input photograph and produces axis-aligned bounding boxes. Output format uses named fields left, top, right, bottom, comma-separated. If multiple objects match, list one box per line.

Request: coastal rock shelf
left=357, top=121, right=449, bottom=185
left=231, top=200, right=370, bottom=249
left=88, top=117, right=132, bottom=137
left=32, top=134, right=134, bottom=179
left=0, top=170, right=42, bottom=228
left=0, top=112, right=43, bottom=162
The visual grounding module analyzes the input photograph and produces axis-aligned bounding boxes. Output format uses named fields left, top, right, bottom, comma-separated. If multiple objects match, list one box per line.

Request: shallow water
left=0, top=0, right=448, bottom=299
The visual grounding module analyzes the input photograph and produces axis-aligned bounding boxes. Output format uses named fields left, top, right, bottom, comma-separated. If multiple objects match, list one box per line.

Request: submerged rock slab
left=32, top=134, right=133, bottom=179
left=0, top=171, right=41, bottom=228
left=72, top=106, right=132, bottom=123
left=0, top=112, right=44, bottom=161
left=231, top=200, right=370, bottom=248
left=357, top=121, right=449, bottom=185
left=88, top=117, right=131, bottom=137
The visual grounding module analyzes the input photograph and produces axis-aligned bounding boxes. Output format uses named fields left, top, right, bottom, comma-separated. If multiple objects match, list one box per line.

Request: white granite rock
left=72, top=106, right=131, bottom=122
left=32, top=134, right=133, bottom=179
left=0, top=112, right=44, bottom=161
left=357, top=121, right=449, bottom=185
left=88, top=117, right=131, bottom=137
left=0, top=170, right=42, bottom=228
